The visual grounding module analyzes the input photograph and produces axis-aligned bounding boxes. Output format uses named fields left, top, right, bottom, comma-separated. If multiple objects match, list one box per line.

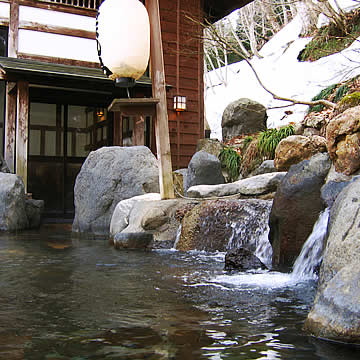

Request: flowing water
left=0, top=223, right=359, bottom=360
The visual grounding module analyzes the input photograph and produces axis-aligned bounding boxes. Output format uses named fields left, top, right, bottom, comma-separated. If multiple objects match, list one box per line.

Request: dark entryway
left=28, top=97, right=113, bottom=218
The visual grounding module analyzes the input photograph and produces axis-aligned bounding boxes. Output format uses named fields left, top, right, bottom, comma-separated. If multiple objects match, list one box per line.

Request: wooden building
left=0, top=0, right=251, bottom=217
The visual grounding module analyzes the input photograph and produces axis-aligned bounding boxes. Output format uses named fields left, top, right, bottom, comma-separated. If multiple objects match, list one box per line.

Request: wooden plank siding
left=160, top=0, right=204, bottom=169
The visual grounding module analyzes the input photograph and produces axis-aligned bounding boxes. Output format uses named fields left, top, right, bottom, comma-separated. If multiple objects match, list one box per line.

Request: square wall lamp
left=173, top=95, right=186, bottom=112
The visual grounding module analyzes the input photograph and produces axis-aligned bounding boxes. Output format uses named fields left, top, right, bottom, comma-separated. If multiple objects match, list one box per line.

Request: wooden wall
left=3, top=0, right=205, bottom=171
left=160, top=0, right=204, bottom=169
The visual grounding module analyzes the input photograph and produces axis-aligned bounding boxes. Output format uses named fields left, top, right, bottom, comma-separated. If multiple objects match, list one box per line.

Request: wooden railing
left=37, top=0, right=103, bottom=10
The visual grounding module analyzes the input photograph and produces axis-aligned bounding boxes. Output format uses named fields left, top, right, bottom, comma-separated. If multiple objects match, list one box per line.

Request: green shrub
left=257, top=124, right=295, bottom=158
left=219, top=146, right=241, bottom=182
left=242, top=136, right=254, bottom=150
left=334, top=85, right=349, bottom=103
left=309, top=84, right=337, bottom=113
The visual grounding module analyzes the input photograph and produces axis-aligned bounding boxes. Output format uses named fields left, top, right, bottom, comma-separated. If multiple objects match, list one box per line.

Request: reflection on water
left=0, top=226, right=359, bottom=359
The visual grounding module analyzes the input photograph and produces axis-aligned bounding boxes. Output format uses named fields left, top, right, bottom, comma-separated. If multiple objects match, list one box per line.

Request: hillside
left=205, top=2, right=360, bottom=140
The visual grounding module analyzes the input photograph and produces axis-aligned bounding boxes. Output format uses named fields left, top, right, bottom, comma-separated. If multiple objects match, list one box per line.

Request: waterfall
left=291, top=208, right=330, bottom=280
left=173, top=224, right=182, bottom=249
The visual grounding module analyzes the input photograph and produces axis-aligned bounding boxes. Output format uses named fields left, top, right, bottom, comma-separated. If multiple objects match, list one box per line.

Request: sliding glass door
left=28, top=102, right=111, bottom=218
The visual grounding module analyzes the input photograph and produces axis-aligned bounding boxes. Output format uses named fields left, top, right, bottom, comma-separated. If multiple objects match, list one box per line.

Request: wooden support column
left=9, top=0, right=19, bottom=58
left=4, top=82, right=17, bottom=173
left=16, top=80, right=29, bottom=192
left=147, top=0, right=175, bottom=199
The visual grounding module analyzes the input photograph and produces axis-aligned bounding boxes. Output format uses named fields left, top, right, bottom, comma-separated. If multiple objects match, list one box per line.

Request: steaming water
left=0, top=217, right=358, bottom=359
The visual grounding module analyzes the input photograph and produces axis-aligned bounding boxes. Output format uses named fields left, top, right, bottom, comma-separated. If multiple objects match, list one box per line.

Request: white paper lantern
left=97, top=0, right=150, bottom=83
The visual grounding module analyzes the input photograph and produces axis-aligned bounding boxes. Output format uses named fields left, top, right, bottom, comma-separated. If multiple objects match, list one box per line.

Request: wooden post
left=4, top=82, right=16, bottom=173
left=16, top=80, right=29, bottom=192
left=9, top=0, right=19, bottom=58
left=147, top=0, right=175, bottom=199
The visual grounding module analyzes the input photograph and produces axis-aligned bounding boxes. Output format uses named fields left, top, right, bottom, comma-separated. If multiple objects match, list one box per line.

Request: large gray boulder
left=72, top=146, right=160, bottom=236
left=184, top=150, right=224, bottom=195
left=222, top=98, right=266, bottom=141
left=0, top=173, right=29, bottom=231
left=269, top=153, right=331, bottom=266
left=305, top=178, right=360, bottom=343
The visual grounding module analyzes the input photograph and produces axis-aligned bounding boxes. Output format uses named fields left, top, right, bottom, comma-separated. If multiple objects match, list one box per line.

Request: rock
left=318, top=177, right=360, bottom=291
left=110, top=193, right=161, bottom=238
left=110, top=197, right=197, bottom=248
left=25, top=199, right=44, bottom=229
left=302, top=127, right=320, bottom=137
left=176, top=199, right=272, bottom=260
left=186, top=172, right=286, bottom=198
left=326, top=105, right=360, bottom=175
left=173, top=169, right=186, bottom=197
left=249, top=160, right=277, bottom=177
left=269, top=153, right=331, bottom=266
left=325, top=163, right=352, bottom=183
left=222, top=98, right=266, bottom=141
left=196, top=138, right=223, bottom=158
left=303, top=111, right=327, bottom=130
left=274, top=135, right=327, bottom=171
left=321, top=176, right=360, bottom=208
left=224, top=247, right=267, bottom=272
left=0, top=154, right=10, bottom=173
left=305, top=265, right=360, bottom=344
left=72, top=146, right=159, bottom=236
left=184, top=150, right=224, bottom=195
left=113, top=232, right=153, bottom=249
left=0, top=173, right=29, bottom=231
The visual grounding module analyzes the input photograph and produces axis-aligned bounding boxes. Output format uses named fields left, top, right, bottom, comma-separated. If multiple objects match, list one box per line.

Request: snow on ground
left=205, top=3, right=360, bottom=140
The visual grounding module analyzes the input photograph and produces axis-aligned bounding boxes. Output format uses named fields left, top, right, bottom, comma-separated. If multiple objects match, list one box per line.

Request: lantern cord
left=96, top=11, right=113, bottom=77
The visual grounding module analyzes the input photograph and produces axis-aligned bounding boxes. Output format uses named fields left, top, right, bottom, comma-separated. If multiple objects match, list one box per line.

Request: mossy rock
left=336, top=92, right=360, bottom=114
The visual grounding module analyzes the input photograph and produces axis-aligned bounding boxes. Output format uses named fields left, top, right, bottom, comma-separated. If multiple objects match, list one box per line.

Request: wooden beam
left=16, top=80, right=29, bottom=191
left=4, top=82, right=16, bottom=173
left=108, top=98, right=159, bottom=117
left=9, top=0, right=19, bottom=57
left=19, top=21, right=96, bottom=40
left=147, top=0, right=175, bottom=199
left=18, top=53, right=100, bottom=68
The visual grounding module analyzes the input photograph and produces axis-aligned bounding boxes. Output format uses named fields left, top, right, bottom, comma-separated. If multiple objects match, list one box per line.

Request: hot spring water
left=1, top=208, right=358, bottom=359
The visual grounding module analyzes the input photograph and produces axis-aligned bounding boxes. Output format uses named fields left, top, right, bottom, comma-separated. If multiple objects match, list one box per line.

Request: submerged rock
left=305, top=177, right=360, bottom=343
left=269, top=153, right=331, bottom=266
left=224, top=247, right=267, bottom=272
left=113, top=232, right=153, bottom=250
left=72, top=146, right=159, bottom=236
